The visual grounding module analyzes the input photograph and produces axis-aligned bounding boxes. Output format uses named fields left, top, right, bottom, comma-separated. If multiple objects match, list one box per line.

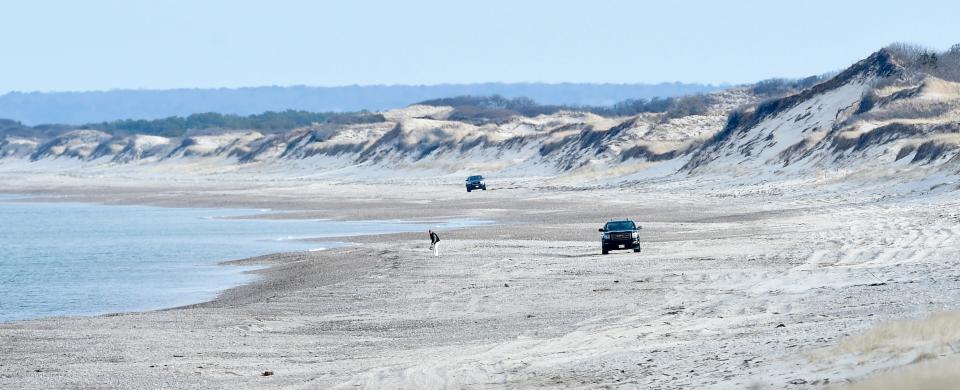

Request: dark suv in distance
left=599, top=219, right=641, bottom=254
left=465, top=175, right=487, bottom=192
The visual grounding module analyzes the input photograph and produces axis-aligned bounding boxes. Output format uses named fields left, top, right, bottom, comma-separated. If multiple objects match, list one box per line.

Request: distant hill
left=0, top=83, right=724, bottom=125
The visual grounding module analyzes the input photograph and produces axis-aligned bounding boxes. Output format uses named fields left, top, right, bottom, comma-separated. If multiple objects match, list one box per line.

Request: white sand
left=1, top=166, right=958, bottom=389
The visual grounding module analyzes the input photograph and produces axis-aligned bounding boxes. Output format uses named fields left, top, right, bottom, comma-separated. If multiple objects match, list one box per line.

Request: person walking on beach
left=429, top=230, right=441, bottom=257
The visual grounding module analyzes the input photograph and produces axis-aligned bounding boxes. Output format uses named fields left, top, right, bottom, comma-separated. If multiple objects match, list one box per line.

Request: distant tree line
left=0, top=83, right=724, bottom=125
left=418, top=94, right=720, bottom=124
left=83, top=110, right=385, bottom=137
left=0, top=118, right=73, bottom=138
left=748, top=75, right=833, bottom=98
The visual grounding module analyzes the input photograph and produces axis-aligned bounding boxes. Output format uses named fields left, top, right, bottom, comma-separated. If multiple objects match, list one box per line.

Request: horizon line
left=1, top=80, right=746, bottom=96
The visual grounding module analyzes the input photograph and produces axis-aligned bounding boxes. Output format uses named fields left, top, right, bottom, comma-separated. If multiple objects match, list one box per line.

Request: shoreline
left=0, top=193, right=490, bottom=325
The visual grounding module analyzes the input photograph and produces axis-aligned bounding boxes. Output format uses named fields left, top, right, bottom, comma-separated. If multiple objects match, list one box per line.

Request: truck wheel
left=467, top=188, right=472, bottom=192
left=633, top=248, right=641, bottom=253
left=482, top=186, right=487, bottom=190
left=602, top=248, right=609, bottom=255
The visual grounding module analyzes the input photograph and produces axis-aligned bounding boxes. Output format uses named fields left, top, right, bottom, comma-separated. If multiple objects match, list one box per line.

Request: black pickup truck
left=599, top=219, right=641, bottom=255
left=465, top=175, right=487, bottom=192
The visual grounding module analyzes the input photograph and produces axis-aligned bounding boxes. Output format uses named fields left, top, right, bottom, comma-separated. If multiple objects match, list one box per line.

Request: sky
left=1, top=0, right=958, bottom=93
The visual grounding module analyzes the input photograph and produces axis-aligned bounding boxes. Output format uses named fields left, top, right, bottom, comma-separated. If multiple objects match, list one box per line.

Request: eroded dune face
left=684, top=50, right=960, bottom=181
left=1, top=93, right=745, bottom=175
left=2, top=49, right=959, bottom=186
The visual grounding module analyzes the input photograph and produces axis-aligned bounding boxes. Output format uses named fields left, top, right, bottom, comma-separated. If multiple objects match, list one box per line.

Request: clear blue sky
left=1, top=0, right=958, bottom=93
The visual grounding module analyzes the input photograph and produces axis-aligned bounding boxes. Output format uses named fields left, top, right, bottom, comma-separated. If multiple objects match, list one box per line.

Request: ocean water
left=0, top=196, right=480, bottom=322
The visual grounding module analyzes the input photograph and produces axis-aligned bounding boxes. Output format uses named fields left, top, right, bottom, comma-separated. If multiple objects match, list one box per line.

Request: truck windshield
left=468, top=176, right=482, bottom=181
left=605, top=221, right=636, bottom=231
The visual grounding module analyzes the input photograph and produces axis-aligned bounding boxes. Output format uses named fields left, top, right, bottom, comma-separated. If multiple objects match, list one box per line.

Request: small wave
left=274, top=235, right=311, bottom=241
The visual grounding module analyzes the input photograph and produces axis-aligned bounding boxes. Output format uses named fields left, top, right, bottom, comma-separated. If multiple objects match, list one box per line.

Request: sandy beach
left=2, top=171, right=959, bottom=389
left=4, top=2, right=960, bottom=388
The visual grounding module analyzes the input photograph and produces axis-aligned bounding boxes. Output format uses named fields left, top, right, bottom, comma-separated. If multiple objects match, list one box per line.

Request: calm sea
left=0, top=195, right=478, bottom=322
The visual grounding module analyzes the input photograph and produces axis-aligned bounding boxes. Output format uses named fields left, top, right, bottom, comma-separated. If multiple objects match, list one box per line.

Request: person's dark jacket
left=430, top=232, right=440, bottom=244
